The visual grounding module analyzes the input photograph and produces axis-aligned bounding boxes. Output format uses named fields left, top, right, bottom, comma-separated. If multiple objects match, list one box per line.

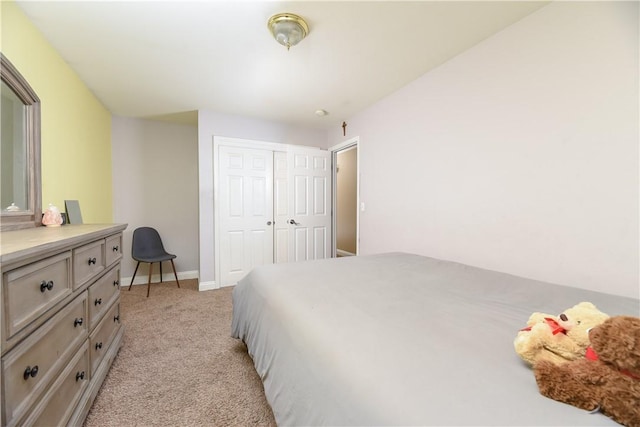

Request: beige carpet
left=84, top=279, right=276, bottom=426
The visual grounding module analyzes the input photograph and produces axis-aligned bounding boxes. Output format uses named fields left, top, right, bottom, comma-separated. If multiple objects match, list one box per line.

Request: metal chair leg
left=147, top=262, right=153, bottom=298
left=129, top=262, right=140, bottom=291
left=160, top=261, right=163, bottom=283
left=170, top=259, right=180, bottom=288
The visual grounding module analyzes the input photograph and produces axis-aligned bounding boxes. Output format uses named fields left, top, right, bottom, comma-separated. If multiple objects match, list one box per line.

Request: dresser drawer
left=3, top=251, right=72, bottom=340
left=1, top=293, right=88, bottom=426
left=88, top=266, right=120, bottom=329
left=23, top=342, right=90, bottom=427
left=73, top=240, right=105, bottom=289
left=105, top=233, right=123, bottom=267
left=90, top=302, right=121, bottom=376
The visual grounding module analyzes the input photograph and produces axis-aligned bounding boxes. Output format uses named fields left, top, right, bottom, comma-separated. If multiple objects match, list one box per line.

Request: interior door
left=218, top=146, right=274, bottom=286
left=273, top=151, right=289, bottom=263
left=288, top=148, right=332, bottom=261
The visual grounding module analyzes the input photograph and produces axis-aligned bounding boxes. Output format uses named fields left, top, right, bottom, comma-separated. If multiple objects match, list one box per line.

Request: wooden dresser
left=0, top=224, right=127, bottom=426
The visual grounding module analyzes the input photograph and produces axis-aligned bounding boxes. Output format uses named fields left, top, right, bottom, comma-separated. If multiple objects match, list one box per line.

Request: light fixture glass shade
left=268, top=13, right=309, bottom=50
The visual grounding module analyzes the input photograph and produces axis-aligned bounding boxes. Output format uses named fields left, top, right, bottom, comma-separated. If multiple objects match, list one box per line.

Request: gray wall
left=327, top=1, right=639, bottom=299
left=111, top=116, right=199, bottom=283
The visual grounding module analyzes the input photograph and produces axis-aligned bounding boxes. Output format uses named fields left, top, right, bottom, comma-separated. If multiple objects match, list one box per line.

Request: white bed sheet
left=231, top=253, right=639, bottom=426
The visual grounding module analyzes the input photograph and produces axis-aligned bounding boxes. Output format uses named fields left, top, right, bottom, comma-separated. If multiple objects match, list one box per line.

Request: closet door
left=288, top=148, right=332, bottom=261
left=273, top=152, right=290, bottom=263
left=218, top=146, right=274, bottom=286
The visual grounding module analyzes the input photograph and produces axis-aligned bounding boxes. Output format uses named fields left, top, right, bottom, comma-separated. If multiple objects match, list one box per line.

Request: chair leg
left=147, top=262, right=153, bottom=298
left=170, top=259, right=180, bottom=288
left=129, top=262, right=140, bottom=291
left=160, top=261, right=163, bottom=283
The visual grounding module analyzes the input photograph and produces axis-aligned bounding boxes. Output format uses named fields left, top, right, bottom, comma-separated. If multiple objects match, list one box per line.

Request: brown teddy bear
left=534, top=316, right=640, bottom=427
left=514, top=302, right=609, bottom=366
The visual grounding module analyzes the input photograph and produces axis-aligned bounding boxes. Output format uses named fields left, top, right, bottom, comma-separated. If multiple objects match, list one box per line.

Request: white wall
left=328, top=2, right=639, bottom=299
left=197, top=110, right=327, bottom=289
left=112, top=116, right=199, bottom=284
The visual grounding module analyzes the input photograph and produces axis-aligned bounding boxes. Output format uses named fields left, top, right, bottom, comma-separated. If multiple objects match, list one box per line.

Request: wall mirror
left=1, top=53, right=42, bottom=231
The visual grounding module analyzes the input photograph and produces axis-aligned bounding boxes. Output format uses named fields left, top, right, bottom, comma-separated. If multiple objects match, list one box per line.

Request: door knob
left=267, top=221, right=272, bottom=226
left=289, top=219, right=300, bottom=225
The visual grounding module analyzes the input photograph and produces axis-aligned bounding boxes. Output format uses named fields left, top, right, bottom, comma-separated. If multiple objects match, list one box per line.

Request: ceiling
left=16, top=1, right=549, bottom=129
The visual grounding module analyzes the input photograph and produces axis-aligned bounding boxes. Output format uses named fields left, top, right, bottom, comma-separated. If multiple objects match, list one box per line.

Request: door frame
left=213, top=136, right=326, bottom=287
left=330, top=136, right=360, bottom=258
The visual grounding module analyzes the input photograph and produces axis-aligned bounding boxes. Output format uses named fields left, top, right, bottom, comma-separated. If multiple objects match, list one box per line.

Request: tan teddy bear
left=514, top=302, right=609, bottom=366
left=534, top=316, right=640, bottom=427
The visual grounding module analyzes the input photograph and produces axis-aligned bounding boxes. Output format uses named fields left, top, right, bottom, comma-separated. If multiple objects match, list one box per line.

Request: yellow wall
left=1, top=1, right=113, bottom=222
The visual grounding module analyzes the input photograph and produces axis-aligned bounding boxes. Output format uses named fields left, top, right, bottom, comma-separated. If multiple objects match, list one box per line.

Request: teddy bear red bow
left=534, top=316, right=640, bottom=427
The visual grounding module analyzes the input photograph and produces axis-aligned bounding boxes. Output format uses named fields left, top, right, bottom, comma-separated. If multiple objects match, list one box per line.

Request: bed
left=231, top=253, right=639, bottom=426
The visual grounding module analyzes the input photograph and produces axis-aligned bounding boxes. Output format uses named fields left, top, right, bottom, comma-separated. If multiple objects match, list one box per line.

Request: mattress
left=231, top=253, right=639, bottom=426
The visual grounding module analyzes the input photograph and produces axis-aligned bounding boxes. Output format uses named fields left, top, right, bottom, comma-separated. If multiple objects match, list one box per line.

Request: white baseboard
left=122, top=270, right=221, bottom=292
left=198, top=280, right=218, bottom=291
left=122, top=269, right=200, bottom=287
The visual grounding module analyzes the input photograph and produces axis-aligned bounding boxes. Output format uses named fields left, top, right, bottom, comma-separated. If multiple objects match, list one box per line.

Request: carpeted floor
left=84, top=279, right=276, bottom=426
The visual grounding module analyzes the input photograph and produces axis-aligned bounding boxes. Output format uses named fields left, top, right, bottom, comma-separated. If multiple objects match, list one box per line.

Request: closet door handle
left=288, top=219, right=300, bottom=225
left=267, top=221, right=272, bottom=226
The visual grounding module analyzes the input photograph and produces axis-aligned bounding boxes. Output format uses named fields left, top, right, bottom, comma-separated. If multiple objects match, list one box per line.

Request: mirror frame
left=1, top=53, right=42, bottom=231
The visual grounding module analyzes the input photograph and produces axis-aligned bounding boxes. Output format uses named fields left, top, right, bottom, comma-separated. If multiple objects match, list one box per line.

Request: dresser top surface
left=1, top=224, right=127, bottom=265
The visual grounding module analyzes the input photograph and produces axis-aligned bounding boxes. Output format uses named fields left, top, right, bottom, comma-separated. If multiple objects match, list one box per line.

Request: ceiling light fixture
left=315, top=109, right=328, bottom=117
left=268, top=13, right=309, bottom=50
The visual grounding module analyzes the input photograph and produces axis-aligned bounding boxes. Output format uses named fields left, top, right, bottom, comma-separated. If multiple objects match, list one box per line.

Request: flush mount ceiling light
left=268, top=13, right=309, bottom=50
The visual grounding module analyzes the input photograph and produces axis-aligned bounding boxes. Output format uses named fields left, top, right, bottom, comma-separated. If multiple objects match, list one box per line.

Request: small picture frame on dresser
left=65, top=200, right=83, bottom=224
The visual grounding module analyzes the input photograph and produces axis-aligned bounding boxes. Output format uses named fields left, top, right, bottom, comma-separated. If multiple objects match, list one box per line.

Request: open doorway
left=331, top=137, right=359, bottom=257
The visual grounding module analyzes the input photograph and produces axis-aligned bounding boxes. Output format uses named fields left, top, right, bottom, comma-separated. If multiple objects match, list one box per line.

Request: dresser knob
left=113, top=280, right=120, bottom=287
left=94, top=298, right=102, bottom=306
left=112, top=245, right=119, bottom=252
left=95, top=342, right=103, bottom=350
left=75, top=371, right=85, bottom=381
left=74, top=317, right=83, bottom=327
left=88, top=257, right=97, bottom=265
left=114, top=315, right=120, bottom=323
left=23, top=365, right=39, bottom=380
left=39, top=280, right=54, bottom=292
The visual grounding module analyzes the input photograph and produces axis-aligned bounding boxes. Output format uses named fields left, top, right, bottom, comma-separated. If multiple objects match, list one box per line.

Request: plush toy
left=534, top=316, right=640, bottom=427
left=514, top=302, right=609, bottom=366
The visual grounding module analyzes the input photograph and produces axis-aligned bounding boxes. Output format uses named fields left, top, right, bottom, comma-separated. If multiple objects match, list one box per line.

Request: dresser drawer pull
left=88, top=257, right=97, bottom=265
left=114, top=315, right=120, bottom=323
left=113, top=280, right=120, bottom=287
left=95, top=342, right=103, bottom=350
left=75, top=371, right=85, bottom=382
left=74, top=317, right=84, bottom=327
left=94, top=298, right=102, bottom=306
left=39, top=280, right=54, bottom=292
left=23, top=365, right=39, bottom=380
left=112, top=245, right=119, bottom=252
